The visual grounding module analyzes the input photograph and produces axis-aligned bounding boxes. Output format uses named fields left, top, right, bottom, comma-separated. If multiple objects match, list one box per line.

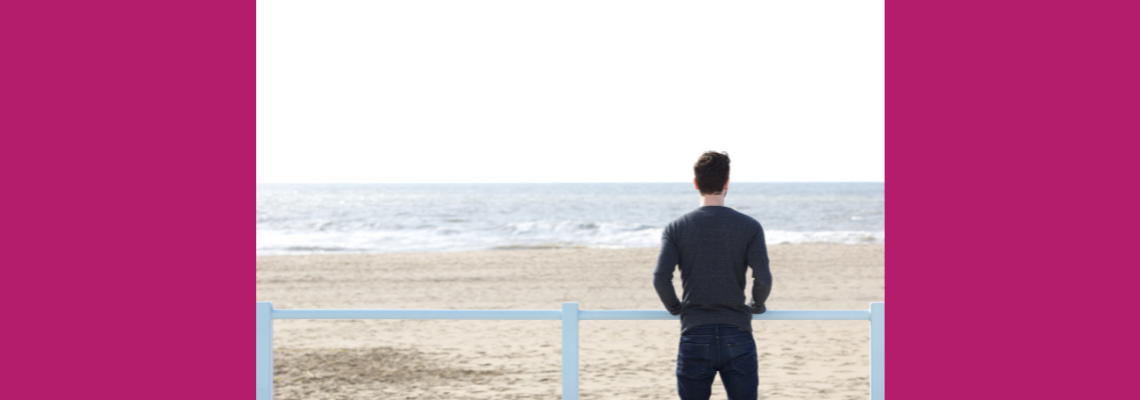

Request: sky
left=257, top=1, right=884, bottom=183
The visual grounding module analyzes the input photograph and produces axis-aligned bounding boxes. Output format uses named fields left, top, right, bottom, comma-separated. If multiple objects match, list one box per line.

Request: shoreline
left=256, top=241, right=885, bottom=257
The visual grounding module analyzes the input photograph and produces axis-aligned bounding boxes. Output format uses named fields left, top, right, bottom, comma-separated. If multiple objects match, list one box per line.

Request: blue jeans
left=676, top=324, right=758, bottom=400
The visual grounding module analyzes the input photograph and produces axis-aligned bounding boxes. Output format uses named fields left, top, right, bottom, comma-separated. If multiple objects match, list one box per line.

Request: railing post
left=561, top=302, right=579, bottom=400
left=870, top=302, right=885, bottom=400
left=257, top=302, right=274, bottom=400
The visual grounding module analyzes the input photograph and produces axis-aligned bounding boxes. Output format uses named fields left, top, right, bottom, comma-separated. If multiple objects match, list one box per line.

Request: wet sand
left=256, top=244, right=884, bottom=399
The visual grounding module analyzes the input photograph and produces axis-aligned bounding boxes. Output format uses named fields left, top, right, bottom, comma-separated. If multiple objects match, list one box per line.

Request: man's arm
left=746, top=226, right=773, bottom=314
left=653, top=226, right=683, bottom=315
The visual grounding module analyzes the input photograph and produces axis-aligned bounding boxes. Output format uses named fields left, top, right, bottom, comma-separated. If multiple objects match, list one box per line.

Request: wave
left=491, top=244, right=590, bottom=250
left=257, top=225, right=883, bottom=255
left=257, top=183, right=884, bottom=255
left=765, top=230, right=884, bottom=245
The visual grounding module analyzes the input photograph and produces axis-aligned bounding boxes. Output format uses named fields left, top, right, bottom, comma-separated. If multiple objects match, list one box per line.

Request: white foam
left=764, top=230, right=884, bottom=245
left=257, top=226, right=883, bottom=255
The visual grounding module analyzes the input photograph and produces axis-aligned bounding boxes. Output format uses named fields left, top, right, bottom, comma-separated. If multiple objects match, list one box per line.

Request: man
left=654, top=151, right=772, bottom=400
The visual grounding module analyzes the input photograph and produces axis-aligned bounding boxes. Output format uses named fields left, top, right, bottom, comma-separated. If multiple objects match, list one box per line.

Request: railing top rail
left=273, top=309, right=563, bottom=320
left=266, top=306, right=871, bottom=321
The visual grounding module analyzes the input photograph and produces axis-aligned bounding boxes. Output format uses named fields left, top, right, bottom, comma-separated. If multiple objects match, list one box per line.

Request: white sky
left=257, top=1, right=884, bottom=183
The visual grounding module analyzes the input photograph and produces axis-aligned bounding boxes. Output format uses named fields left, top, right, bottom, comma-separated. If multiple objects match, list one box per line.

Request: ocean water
left=256, top=183, right=884, bottom=255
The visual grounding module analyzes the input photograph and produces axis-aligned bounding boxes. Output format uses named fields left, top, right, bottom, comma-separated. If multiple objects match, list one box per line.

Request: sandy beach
left=256, top=243, right=884, bottom=399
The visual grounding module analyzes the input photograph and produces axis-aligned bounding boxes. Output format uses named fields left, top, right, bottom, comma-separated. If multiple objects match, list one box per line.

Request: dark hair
left=693, top=151, right=730, bottom=195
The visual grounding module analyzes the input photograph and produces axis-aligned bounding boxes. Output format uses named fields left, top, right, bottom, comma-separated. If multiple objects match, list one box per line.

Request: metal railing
left=256, top=302, right=885, bottom=400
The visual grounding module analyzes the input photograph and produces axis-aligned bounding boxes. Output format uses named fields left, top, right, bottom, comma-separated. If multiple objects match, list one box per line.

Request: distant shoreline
left=255, top=242, right=884, bottom=258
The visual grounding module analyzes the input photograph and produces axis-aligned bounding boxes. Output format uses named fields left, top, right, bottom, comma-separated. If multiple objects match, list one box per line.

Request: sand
left=256, top=244, right=884, bottom=399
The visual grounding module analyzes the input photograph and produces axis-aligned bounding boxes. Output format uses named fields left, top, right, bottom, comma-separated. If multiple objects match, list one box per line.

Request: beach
left=256, top=243, right=884, bottom=399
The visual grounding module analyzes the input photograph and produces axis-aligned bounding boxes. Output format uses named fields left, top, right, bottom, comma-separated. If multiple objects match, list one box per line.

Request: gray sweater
left=653, top=205, right=773, bottom=334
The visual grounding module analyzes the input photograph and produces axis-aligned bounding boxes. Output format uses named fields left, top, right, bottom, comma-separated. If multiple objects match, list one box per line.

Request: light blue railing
left=256, top=302, right=885, bottom=400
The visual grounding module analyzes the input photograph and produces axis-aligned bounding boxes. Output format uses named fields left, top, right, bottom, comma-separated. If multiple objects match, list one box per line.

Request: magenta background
left=2, top=0, right=1137, bottom=399
left=888, top=0, right=1138, bottom=398
left=1, top=1, right=253, bottom=399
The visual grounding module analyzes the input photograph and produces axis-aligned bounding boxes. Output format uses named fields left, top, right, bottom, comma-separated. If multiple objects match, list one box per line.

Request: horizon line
left=256, top=181, right=886, bottom=184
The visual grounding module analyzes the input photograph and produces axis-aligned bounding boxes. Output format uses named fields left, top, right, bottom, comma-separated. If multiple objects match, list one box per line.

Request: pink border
left=888, top=0, right=1138, bottom=398
left=2, top=1, right=251, bottom=398
left=5, top=0, right=1137, bottom=398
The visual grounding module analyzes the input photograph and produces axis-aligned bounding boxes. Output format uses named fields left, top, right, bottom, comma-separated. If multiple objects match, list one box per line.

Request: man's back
left=662, top=150, right=767, bottom=399
left=653, top=205, right=772, bottom=334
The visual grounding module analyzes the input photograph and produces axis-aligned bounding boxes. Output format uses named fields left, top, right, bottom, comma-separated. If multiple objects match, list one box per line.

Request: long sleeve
left=746, top=226, right=773, bottom=314
left=653, top=226, right=683, bottom=315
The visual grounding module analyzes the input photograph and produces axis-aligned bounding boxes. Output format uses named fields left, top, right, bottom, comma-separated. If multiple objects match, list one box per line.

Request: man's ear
left=694, top=179, right=700, bottom=192
left=724, top=179, right=730, bottom=192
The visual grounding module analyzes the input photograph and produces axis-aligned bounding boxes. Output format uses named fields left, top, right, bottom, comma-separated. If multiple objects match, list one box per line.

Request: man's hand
left=667, top=303, right=682, bottom=316
left=748, top=298, right=767, bottom=314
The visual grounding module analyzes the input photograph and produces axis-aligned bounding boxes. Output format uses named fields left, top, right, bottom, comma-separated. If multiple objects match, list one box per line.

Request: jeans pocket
left=725, top=337, right=758, bottom=374
left=676, top=342, right=712, bottom=380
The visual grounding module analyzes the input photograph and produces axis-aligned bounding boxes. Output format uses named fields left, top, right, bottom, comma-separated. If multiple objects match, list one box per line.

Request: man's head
left=693, top=151, right=730, bottom=196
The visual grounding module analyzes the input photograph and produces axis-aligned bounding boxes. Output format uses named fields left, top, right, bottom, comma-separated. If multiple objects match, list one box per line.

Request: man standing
left=654, top=151, right=773, bottom=400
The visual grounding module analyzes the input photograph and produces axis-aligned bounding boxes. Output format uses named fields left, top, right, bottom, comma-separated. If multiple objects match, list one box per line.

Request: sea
left=256, top=183, right=884, bottom=255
